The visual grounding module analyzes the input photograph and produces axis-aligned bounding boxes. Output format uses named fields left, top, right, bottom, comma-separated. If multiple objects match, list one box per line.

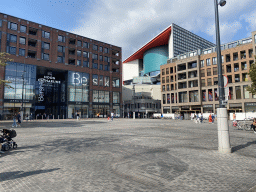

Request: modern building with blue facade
left=123, top=23, right=215, bottom=83
left=122, top=23, right=215, bottom=118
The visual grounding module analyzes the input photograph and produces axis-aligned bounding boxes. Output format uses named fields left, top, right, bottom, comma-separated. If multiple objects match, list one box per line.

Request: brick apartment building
left=161, top=31, right=256, bottom=117
left=0, top=13, right=122, bottom=119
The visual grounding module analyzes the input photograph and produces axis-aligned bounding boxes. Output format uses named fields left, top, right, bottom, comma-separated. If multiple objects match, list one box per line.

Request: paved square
left=1, top=119, right=256, bottom=192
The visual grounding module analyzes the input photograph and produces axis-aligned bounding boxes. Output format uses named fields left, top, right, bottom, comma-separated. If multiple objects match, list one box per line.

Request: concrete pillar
left=217, top=108, right=231, bottom=153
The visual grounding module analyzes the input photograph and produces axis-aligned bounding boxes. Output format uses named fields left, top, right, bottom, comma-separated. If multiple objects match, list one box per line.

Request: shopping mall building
left=0, top=13, right=122, bottom=119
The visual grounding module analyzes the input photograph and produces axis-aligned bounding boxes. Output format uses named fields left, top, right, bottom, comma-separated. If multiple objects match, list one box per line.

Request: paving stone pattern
left=0, top=119, right=256, bottom=192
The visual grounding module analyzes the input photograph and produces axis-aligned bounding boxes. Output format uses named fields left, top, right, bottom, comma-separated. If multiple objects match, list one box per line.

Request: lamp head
left=219, top=0, right=226, bottom=6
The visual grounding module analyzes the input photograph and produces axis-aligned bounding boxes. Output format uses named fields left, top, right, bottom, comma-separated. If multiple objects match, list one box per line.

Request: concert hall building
left=0, top=13, right=122, bottom=119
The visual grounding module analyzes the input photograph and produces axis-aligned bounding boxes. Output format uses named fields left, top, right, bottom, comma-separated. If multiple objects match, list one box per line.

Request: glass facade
left=4, top=62, right=36, bottom=119
left=3, top=62, right=120, bottom=119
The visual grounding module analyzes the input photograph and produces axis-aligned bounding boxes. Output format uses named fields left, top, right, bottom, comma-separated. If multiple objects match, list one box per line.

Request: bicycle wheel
left=244, top=124, right=252, bottom=131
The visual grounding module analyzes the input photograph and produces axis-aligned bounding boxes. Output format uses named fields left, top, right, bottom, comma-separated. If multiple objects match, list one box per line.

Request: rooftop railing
left=168, top=37, right=252, bottom=63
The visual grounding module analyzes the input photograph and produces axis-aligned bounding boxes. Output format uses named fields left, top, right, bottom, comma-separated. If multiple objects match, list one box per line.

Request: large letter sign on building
left=71, top=72, right=88, bottom=86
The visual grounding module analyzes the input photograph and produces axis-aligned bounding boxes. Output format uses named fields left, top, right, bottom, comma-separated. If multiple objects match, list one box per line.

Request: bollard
left=53, top=115, right=54, bottom=119
left=63, top=115, right=64, bottom=119
left=42, top=115, right=43, bottom=120
left=58, top=115, right=59, bottom=119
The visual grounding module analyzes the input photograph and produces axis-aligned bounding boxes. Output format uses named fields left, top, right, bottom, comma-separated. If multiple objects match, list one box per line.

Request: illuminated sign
left=70, top=72, right=88, bottom=85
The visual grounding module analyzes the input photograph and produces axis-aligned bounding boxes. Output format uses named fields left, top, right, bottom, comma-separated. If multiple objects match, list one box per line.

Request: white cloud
left=71, top=0, right=256, bottom=60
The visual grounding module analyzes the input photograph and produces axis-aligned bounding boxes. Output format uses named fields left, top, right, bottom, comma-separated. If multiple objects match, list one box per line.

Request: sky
left=1, top=0, right=256, bottom=61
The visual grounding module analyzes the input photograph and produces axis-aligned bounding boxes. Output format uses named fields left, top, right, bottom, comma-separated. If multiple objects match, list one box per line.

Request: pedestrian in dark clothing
left=251, top=118, right=256, bottom=133
left=17, top=112, right=21, bottom=127
left=12, top=114, right=17, bottom=127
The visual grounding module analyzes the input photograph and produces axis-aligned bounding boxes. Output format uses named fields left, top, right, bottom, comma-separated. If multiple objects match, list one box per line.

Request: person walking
left=233, top=113, right=236, bottom=122
left=209, top=114, right=212, bottom=124
left=212, top=113, right=215, bottom=124
left=200, top=113, right=203, bottom=123
left=111, top=112, right=114, bottom=121
left=76, top=111, right=80, bottom=120
left=12, top=113, right=17, bottom=127
left=17, top=112, right=21, bottom=127
left=251, top=118, right=256, bottom=133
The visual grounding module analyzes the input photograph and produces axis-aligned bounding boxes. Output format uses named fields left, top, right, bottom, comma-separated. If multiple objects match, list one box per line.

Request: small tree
left=0, top=52, right=13, bottom=89
left=247, top=56, right=256, bottom=95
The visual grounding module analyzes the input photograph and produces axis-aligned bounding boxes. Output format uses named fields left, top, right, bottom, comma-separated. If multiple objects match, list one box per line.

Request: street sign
left=223, top=75, right=228, bottom=87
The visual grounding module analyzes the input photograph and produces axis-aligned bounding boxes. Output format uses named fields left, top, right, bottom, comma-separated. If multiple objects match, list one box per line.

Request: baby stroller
left=0, top=129, right=18, bottom=151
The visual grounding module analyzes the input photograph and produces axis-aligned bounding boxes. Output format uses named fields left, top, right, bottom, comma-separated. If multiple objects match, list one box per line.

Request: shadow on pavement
left=0, top=168, right=60, bottom=182
left=0, top=120, right=106, bottom=129
left=232, top=140, right=256, bottom=153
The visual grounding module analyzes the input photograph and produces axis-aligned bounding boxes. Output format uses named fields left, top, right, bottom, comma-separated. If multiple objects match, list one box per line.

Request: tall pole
left=214, top=0, right=231, bottom=153
left=21, top=73, right=25, bottom=122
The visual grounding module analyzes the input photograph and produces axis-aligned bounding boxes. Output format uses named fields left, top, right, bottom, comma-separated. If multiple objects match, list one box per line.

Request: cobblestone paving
left=0, top=119, right=256, bottom=192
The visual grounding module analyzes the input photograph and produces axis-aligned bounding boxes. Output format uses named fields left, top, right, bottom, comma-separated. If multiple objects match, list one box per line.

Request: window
left=221, top=55, right=224, bottom=63
left=166, top=68, right=169, bottom=75
left=162, top=77, right=165, bottom=83
left=19, top=37, right=26, bottom=45
left=207, top=68, right=211, bottom=76
left=104, top=65, right=109, bottom=71
left=206, top=58, right=211, bottom=66
left=19, top=48, right=25, bottom=56
left=200, top=60, right=204, bottom=67
left=104, top=76, right=109, bottom=87
left=42, top=42, right=50, bottom=50
left=99, top=55, right=103, bottom=61
left=99, top=46, right=103, bottom=52
left=83, top=51, right=88, bottom=58
left=162, top=85, right=165, bottom=91
left=243, top=85, right=250, bottom=99
left=167, top=84, right=170, bottom=91
left=201, top=69, right=205, bottom=77
left=212, top=57, right=217, bottom=65
left=92, top=54, right=98, bottom=60
left=113, top=92, right=120, bottom=103
left=207, top=78, right=212, bottom=86
left=58, top=35, right=65, bottom=42
left=213, top=67, right=217, bottom=75
left=8, top=22, right=17, bottom=30
left=104, top=56, right=108, bottom=62
left=8, top=34, right=17, bottom=42
left=83, top=61, right=89, bottom=67
left=42, top=53, right=49, bottom=60
left=166, top=76, right=169, bottom=83
left=77, top=50, right=82, bottom=57
left=0, top=19, right=2, bottom=27
left=99, top=76, right=103, bottom=86
left=42, top=31, right=50, bottom=39
left=163, top=94, right=166, bottom=104
left=77, top=60, right=81, bottom=66
left=93, top=44, right=98, bottom=51
left=68, top=59, right=75, bottom=65
left=58, top=45, right=65, bottom=52
left=235, top=74, right=240, bottom=82
left=201, top=79, right=206, bottom=87
left=93, top=75, right=98, bottom=85
left=93, top=63, right=98, bottom=69
left=69, top=38, right=76, bottom=45
left=202, top=90, right=206, bottom=101
left=20, top=25, right=27, bottom=33
left=29, top=27, right=37, bottom=35
left=7, top=46, right=16, bottom=55
left=77, top=40, right=82, bottom=47
left=235, top=86, right=241, bottom=99
left=208, top=89, right=213, bottom=101
left=57, top=56, right=64, bottom=63
left=112, top=77, right=120, bottom=87
left=99, top=64, right=103, bottom=70
left=83, top=42, right=89, bottom=48
left=213, top=77, right=218, bottom=85
left=104, top=47, right=109, bottom=54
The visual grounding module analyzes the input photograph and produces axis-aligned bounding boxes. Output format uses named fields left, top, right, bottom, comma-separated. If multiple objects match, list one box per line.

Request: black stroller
left=0, top=129, right=18, bottom=151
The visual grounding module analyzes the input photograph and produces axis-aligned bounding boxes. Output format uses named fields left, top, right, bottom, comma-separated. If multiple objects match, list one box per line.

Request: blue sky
left=1, top=0, right=256, bottom=60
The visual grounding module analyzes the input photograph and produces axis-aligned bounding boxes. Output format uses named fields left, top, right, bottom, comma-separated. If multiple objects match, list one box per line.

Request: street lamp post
left=214, top=0, right=231, bottom=153
left=21, top=72, right=25, bottom=122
